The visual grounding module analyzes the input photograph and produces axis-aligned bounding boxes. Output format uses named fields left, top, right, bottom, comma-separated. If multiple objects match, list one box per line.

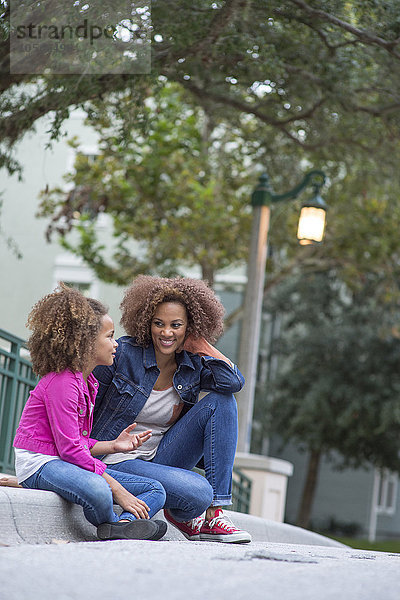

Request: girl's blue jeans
left=110, top=391, right=238, bottom=521
left=21, top=460, right=166, bottom=527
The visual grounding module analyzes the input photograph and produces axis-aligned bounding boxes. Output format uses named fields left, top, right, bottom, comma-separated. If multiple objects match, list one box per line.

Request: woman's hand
left=113, top=423, right=152, bottom=453
left=102, top=472, right=150, bottom=519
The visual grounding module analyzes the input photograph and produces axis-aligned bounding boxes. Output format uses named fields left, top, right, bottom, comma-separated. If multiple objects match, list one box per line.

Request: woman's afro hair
left=26, top=282, right=108, bottom=376
left=120, top=275, right=225, bottom=347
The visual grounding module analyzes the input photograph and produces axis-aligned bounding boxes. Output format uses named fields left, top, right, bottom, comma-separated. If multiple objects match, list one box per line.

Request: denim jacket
left=91, top=336, right=244, bottom=440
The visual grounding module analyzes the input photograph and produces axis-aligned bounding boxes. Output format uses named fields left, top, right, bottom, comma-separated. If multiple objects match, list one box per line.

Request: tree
left=6, top=1, right=400, bottom=288
left=3, top=1, right=400, bottom=178
left=256, top=269, right=400, bottom=529
left=37, top=83, right=255, bottom=285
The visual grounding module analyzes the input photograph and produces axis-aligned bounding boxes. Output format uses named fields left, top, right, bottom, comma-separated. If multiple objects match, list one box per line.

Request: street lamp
left=236, top=169, right=327, bottom=453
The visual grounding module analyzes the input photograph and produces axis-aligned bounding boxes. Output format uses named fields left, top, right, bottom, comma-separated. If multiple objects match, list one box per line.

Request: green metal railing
left=194, top=466, right=252, bottom=514
left=0, top=329, right=37, bottom=474
left=231, top=466, right=252, bottom=514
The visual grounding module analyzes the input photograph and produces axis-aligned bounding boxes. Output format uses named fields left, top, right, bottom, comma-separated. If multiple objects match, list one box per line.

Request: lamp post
left=236, top=170, right=327, bottom=454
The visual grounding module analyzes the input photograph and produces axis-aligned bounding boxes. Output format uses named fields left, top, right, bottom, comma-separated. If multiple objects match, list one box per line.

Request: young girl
left=13, top=283, right=167, bottom=541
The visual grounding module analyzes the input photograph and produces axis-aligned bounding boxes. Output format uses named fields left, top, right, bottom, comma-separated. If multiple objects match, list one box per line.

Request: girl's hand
left=103, top=472, right=150, bottom=519
left=113, top=423, right=152, bottom=453
left=113, top=486, right=150, bottom=519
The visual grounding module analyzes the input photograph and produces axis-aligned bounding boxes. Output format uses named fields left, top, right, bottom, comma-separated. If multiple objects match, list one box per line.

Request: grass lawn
left=327, top=536, right=400, bottom=553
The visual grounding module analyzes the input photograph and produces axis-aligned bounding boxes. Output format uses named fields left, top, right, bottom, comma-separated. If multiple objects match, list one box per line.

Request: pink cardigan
left=14, top=370, right=106, bottom=475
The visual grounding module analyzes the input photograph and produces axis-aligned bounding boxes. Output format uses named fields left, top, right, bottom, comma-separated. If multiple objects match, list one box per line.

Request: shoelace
left=186, top=516, right=204, bottom=532
left=207, top=513, right=237, bottom=532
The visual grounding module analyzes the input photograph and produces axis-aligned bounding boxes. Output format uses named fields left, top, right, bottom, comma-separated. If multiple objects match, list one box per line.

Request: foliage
left=6, top=1, right=400, bottom=285
left=37, top=83, right=255, bottom=284
left=326, top=537, right=400, bottom=553
left=3, top=1, right=400, bottom=178
left=258, top=270, right=400, bottom=473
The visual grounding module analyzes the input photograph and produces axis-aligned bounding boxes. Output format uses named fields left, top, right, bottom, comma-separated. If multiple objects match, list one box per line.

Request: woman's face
left=151, top=302, right=188, bottom=358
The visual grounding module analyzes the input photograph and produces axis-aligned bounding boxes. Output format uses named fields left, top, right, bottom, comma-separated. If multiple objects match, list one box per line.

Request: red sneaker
left=164, top=509, right=204, bottom=540
left=199, top=509, right=251, bottom=543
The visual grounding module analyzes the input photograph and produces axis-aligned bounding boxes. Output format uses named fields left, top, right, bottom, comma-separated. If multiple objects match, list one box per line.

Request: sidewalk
left=1, top=483, right=400, bottom=599
left=1, top=537, right=400, bottom=600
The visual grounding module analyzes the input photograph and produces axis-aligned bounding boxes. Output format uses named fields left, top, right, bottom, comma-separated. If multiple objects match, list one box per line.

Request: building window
left=377, top=470, right=398, bottom=515
left=53, top=254, right=99, bottom=299
left=368, top=468, right=399, bottom=541
left=62, top=281, right=92, bottom=296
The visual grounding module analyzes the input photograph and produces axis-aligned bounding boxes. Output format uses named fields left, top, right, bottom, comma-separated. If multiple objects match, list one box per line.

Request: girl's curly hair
left=120, top=275, right=225, bottom=346
left=26, top=283, right=108, bottom=376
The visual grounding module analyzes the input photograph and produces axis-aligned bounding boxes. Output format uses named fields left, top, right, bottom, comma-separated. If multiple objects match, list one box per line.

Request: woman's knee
left=202, top=391, right=236, bottom=406
left=201, top=391, right=238, bottom=421
left=196, top=477, right=214, bottom=508
left=167, top=472, right=213, bottom=519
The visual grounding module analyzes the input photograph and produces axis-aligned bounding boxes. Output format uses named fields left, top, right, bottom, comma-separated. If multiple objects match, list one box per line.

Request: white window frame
left=53, top=253, right=99, bottom=299
left=66, top=144, right=109, bottom=229
left=368, top=468, right=398, bottom=541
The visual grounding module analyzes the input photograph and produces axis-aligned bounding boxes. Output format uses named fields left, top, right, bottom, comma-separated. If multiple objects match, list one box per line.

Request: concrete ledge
left=0, top=487, right=97, bottom=545
left=0, top=486, right=344, bottom=547
left=235, top=452, right=294, bottom=476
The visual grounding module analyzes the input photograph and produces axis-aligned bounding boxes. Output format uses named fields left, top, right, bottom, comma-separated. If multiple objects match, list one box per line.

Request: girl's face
left=151, top=302, right=188, bottom=358
left=93, top=314, right=118, bottom=367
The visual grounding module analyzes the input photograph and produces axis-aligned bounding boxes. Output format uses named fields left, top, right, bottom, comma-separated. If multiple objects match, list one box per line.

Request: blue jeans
left=22, top=460, right=166, bottom=527
left=110, top=391, right=238, bottom=519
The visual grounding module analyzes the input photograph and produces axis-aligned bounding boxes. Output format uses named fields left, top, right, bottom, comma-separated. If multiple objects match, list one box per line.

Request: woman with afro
left=13, top=283, right=168, bottom=541
left=91, top=275, right=251, bottom=543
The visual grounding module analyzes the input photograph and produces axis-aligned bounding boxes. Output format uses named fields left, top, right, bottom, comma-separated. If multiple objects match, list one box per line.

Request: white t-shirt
left=14, top=448, right=60, bottom=484
left=104, top=386, right=184, bottom=464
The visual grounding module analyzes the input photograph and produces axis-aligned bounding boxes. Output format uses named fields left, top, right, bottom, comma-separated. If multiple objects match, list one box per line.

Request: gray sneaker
left=97, top=519, right=164, bottom=541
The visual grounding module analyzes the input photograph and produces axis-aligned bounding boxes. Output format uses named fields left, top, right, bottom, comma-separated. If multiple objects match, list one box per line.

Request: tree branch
left=287, top=0, right=400, bottom=58
left=182, top=79, right=326, bottom=142
left=347, top=101, right=400, bottom=117
left=184, top=0, right=251, bottom=58
left=0, top=75, right=134, bottom=142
